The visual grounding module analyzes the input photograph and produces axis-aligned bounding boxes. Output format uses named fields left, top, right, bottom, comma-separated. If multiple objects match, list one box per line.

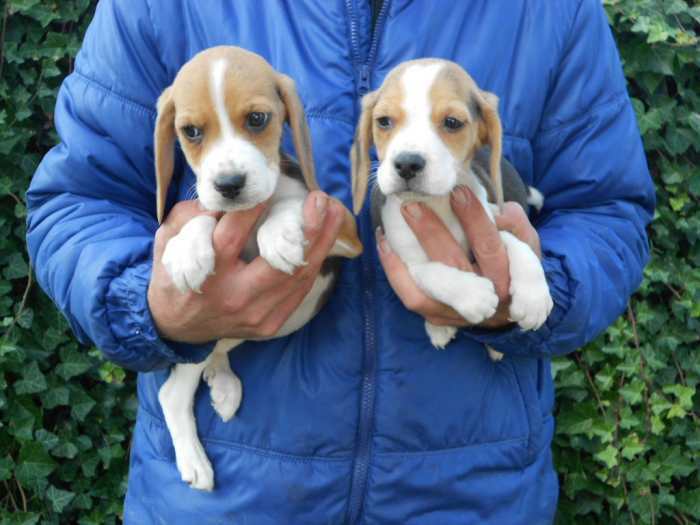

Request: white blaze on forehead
left=210, top=59, right=235, bottom=138
left=400, top=62, right=444, bottom=130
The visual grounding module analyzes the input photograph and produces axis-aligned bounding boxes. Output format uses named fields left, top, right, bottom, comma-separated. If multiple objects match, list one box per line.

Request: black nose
left=214, top=173, right=247, bottom=199
left=394, top=152, right=426, bottom=180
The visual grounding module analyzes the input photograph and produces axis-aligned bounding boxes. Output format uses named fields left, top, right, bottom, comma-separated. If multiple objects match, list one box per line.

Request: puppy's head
left=154, top=46, right=318, bottom=222
left=351, top=59, right=503, bottom=214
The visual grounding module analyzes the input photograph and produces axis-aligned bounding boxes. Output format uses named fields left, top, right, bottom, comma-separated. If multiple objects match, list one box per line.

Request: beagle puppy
left=351, top=58, right=553, bottom=356
left=154, top=46, right=362, bottom=491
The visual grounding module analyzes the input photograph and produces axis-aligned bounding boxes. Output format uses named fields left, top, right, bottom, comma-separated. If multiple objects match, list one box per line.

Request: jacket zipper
left=345, top=1, right=389, bottom=523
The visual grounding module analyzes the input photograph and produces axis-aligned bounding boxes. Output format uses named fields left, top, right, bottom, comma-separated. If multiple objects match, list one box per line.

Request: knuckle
left=223, top=294, right=246, bottom=314
left=245, top=309, right=268, bottom=328
left=257, top=320, right=280, bottom=338
left=404, top=294, right=426, bottom=313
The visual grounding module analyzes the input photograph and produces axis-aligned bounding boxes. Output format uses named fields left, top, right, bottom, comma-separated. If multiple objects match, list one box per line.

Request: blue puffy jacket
left=26, top=1, right=654, bottom=523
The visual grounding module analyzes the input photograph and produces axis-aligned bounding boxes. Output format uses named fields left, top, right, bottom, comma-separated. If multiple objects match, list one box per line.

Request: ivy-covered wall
left=0, top=1, right=698, bottom=523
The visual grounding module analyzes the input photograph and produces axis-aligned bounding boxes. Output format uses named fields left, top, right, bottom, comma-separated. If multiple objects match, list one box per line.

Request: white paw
left=203, top=365, right=242, bottom=422
left=174, top=437, right=214, bottom=491
left=509, top=277, right=553, bottom=331
left=162, top=215, right=217, bottom=293
left=257, top=216, right=307, bottom=274
left=452, top=276, right=500, bottom=324
left=426, top=322, right=457, bottom=349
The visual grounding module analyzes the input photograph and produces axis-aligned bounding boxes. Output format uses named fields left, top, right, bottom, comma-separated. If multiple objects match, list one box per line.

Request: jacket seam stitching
left=374, top=435, right=528, bottom=458
left=138, top=405, right=352, bottom=462
left=143, top=0, right=163, bottom=76
left=138, top=403, right=541, bottom=463
left=305, top=112, right=353, bottom=125
left=72, top=70, right=156, bottom=118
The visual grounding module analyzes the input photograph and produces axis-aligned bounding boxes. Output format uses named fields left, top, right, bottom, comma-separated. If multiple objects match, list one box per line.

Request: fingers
left=304, top=198, right=345, bottom=268
left=495, top=202, right=542, bottom=258
left=450, top=186, right=510, bottom=301
left=248, top=281, right=316, bottom=338
left=163, top=200, right=221, bottom=232
left=401, top=202, right=472, bottom=271
left=212, top=203, right=268, bottom=260
left=303, top=191, right=329, bottom=244
left=376, top=229, right=465, bottom=321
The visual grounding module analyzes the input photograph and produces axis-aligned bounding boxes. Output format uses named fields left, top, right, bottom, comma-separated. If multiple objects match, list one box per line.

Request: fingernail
left=452, top=186, right=469, bottom=206
left=309, top=194, right=327, bottom=230
left=403, top=202, right=422, bottom=219
left=375, top=227, right=391, bottom=254
left=315, top=194, right=328, bottom=215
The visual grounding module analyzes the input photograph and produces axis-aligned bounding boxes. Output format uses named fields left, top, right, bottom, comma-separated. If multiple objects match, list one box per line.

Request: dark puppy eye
left=444, top=117, right=464, bottom=131
left=182, top=125, right=203, bottom=143
left=246, top=112, right=270, bottom=131
left=376, top=116, right=393, bottom=129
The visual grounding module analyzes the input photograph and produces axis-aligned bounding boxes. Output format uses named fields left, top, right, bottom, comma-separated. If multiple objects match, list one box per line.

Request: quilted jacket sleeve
left=26, top=0, right=214, bottom=371
left=468, top=0, right=655, bottom=358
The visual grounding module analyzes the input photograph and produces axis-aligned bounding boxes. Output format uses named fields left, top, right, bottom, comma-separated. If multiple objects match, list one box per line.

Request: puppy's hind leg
left=158, top=360, right=214, bottom=491
left=203, top=339, right=243, bottom=422
left=425, top=321, right=457, bottom=349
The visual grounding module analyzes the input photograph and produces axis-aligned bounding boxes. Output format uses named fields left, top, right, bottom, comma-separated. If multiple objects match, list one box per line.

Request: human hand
left=377, top=185, right=542, bottom=329
left=148, top=192, right=344, bottom=343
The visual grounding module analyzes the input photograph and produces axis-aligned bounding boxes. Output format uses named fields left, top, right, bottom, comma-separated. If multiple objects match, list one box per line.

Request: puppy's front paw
left=257, top=215, right=307, bottom=274
left=509, top=276, right=553, bottom=331
left=452, top=276, right=499, bottom=325
left=162, top=215, right=217, bottom=293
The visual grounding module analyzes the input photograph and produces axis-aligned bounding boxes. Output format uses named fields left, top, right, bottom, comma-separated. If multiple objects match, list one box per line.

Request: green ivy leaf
left=45, top=485, right=75, bottom=513
left=0, top=455, right=15, bottom=482
left=595, top=445, right=619, bottom=469
left=56, top=349, right=92, bottom=380
left=13, top=361, right=47, bottom=395
left=14, top=442, right=57, bottom=485
left=3, top=252, right=29, bottom=280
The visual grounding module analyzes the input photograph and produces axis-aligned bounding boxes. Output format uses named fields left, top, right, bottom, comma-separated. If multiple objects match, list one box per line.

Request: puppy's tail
left=526, top=186, right=544, bottom=213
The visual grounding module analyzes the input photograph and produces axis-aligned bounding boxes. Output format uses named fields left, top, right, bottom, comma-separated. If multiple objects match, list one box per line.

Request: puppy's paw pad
left=258, top=220, right=306, bottom=274
left=176, top=439, right=214, bottom=491
left=509, top=280, right=553, bottom=331
left=204, top=367, right=242, bottom=422
left=426, top=323, right=457, bottom=349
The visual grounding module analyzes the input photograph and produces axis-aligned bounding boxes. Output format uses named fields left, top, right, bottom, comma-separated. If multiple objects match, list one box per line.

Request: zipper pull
left=358, top=64, right=370, bottom=96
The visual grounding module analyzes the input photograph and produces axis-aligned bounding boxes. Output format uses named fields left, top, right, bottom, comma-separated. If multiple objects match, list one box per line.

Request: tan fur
left=332, top=201, right=364, bottom=257
left=154, top=46, right=320, bottom=222
left=350, top=91, right=378, bottom=214
left=351, top=58, right=505, bottom=213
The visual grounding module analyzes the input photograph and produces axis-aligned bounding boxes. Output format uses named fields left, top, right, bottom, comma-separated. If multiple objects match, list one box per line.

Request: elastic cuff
left=105, top=261, right=215, bottom=371
left=463, top=253, right=573, bottom=357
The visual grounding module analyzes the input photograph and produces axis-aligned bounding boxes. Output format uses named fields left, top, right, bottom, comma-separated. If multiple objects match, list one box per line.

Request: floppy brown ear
left=350, top=91, right=378, bottom=215
left=154, top=87, right=176, bottom=223
left=477, top=90, right=504, bottom=212
left=277, top=74, right=319, bottom=192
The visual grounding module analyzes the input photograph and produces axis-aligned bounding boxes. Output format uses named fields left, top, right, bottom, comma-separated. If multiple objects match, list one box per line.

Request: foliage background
left=0, top=0, right=697, bottom=523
